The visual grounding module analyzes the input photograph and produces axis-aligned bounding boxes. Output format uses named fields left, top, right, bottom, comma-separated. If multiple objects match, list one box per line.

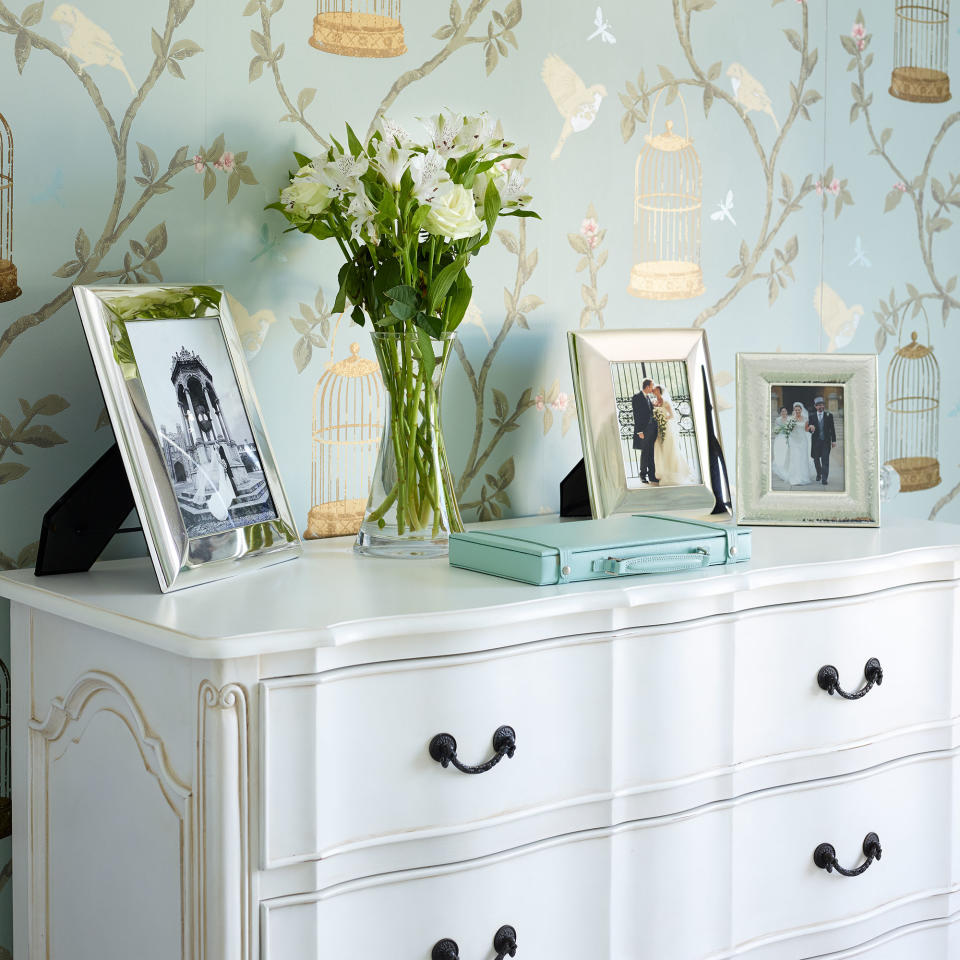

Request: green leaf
left=146, top=221, right=168, bottom=256
left=427, top=253, right=469, bottom=316
left=53, top=259, right=82, bottom=278
left=30, top=394, right=69, bottom=416
left=492, top=388, right=508, bottom=420
left=137, top=142, right=159, bottom=181
left=444, top=270, right=473, bottom=333
left=498, top=456, right=515, bottom=487
left=884, top=188, right=904, bottom=213
left=345, top=123, right=363, bottom=156
left=236, top=163, right=258, bottom=186
left=415, top=325, right=436, bottom=383
left=203, top=165, right=216, bottom=199
left=74, top=228, right=90, bottom=262
left=483, top=178, right=501, bottom=236
left=17, top=424, right=66, bottom=447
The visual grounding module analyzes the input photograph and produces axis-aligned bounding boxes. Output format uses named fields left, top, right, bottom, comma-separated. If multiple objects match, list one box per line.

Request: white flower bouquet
left=270, top=112, right=538, bottom=556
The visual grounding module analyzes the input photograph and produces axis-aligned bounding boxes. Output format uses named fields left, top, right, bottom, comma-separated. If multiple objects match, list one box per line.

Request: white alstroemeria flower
left=333, top=152, right=369, bottom=180
left=375, top=138, right=412, bottom=190
left=409, top=149, right=448, bottom=202
left=377, top=116, right=412, bottom=148
left=422, top=110, right=465, bottom=156
left=496, top=169, right=530, bottom=207
left=457, top=114, right=499, bottom=155
left=347, top=191, right=377, bottom=241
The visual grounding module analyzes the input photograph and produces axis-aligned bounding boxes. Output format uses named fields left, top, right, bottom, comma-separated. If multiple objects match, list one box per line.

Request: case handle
left=593, top=548, right=710, bottom=577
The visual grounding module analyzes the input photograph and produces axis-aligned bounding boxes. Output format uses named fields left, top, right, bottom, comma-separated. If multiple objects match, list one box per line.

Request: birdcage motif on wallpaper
left=304, top=341, right=383, bottom=539
left=890, top=0, right=952, bottom=103
left=309, top=0, right=407, bottom=58
left=885, top=329, right=942, bottom=492
left=0, top=111, right=21, bottom=305
left=0, top=659, right=10, bottom=839
left=628, top=93, right=705, bottom=301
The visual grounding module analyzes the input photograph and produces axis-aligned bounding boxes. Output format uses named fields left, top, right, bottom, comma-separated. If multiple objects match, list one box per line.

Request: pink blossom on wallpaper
left=535, top=393, right=545, bottom=411
left=193, top=154, right=205, bottom=173
left=815, top=180, right=824, bottom=196
left=580, top=217, right=600, bottom=249
left=852, top=22, right=866, bottom=42
left=829, top=178, right=841, bottom=196
left=552, top=392, right=570, bottom=412
left=894, top=181, right=907, bottom=192
left=214, top=151, right=235, bottom=172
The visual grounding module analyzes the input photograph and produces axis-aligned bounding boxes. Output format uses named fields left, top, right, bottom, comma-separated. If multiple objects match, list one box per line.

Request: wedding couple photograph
left=770, top=385, right=845, bottom=493
left=611, top=360, right=702, bottom=489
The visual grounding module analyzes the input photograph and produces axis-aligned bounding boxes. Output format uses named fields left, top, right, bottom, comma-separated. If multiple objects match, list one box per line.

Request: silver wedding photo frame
left=736, top=353, right=879, bottom=527
left=568, top=329, right=727, bottom=518
left=75, top=284, right=301, bottom=592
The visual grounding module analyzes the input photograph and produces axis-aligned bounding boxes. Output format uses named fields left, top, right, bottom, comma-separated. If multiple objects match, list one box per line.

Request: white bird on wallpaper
left=51, top=4, right=137, bottom=94
left=814, top=283, right=863, bottom=353
left=588, top=7, right=616, bottom=44
left=542, top=55, right=607, bottom=160
left=726, top=63, right=780, bottom=132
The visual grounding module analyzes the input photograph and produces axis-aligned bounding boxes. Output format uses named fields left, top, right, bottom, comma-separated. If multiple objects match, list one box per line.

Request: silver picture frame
left=736, top=352, right=879, bottom=527
left=568, top=328, right=728, bottom=519
left=75, top=284, right=301, bottom=592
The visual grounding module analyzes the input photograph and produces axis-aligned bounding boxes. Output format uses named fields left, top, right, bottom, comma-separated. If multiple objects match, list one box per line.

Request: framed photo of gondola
left=73, top=284, right=301, bottom=592
left=736, top=353, right=880, bottom=527
left=567, top=329, right=730, bottom=519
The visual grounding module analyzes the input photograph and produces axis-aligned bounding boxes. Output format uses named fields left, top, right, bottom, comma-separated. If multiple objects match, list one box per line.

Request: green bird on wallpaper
left=51, top=4, right=137, bottom=94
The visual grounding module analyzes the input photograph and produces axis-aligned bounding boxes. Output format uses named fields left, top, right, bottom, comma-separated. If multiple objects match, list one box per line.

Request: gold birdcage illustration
left=628, top=91, right=705, bottom=301
left=0, top=659, right=9, bottom=839
left=0, top=111, right=21, bottom=305
left=885, top=328, right=941, bottom=492
left=310, top=0, right=406, bottom=58
left=305, top=338, right=383, bottom=539
left=890, top=0, right=952, bottom=103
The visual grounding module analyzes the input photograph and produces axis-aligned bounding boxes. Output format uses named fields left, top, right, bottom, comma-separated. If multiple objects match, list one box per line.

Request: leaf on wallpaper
left=51, top=5, right=137, bottom=93
left=727, top=63, right=780, bottom=132
left=534, top=381, right=575, bottom=436
left=462, top=299, right=491, bottom=344
left=570, top=203, right=608, bottom=328
left=224, top=292, right=276, bottom=361
left=542, top=55, right=607, bottom=160
left=587, top=7, right=615, bottom=44
left=95, top=406, right=110, bottom=430
left=290, top=286, right=333, bottom=372
left=814, top=283, right=863, bottom=353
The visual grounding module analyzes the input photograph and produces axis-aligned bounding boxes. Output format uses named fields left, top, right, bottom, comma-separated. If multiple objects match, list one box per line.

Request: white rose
left=281, top=179, right=332, bottom=217
left=426, top=184, right=483, bottom=240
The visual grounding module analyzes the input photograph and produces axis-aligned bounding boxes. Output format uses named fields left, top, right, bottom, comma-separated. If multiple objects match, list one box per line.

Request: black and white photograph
left=610, top=360, right=702, bottom=489
left=770, top=385, right=844, bottom=493
left=126, top=316, right=278, bottom=538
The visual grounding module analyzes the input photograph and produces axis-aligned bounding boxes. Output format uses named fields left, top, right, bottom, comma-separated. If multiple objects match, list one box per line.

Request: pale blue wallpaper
left=0, top=0, right=958, bottom=947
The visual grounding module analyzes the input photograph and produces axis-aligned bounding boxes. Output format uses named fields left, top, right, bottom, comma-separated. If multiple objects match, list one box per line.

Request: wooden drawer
left=260, top=581, right=960, bottom=876
left=261, top=750, right=960, bottom=960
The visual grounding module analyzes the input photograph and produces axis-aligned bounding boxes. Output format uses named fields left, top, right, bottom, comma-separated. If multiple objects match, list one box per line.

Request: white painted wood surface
left=1, top=520, right=959, bottom=959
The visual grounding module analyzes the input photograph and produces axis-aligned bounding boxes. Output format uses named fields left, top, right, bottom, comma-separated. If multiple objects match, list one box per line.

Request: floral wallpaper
left=0, top=0, right=958, bottom=946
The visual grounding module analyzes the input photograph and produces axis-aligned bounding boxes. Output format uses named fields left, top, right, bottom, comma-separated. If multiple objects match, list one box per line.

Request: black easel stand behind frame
left=34, top=443, right=141, bottom=576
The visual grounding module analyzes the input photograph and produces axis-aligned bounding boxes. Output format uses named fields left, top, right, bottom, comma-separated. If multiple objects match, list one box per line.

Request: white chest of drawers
left=2, top=520, right=960, bottom=960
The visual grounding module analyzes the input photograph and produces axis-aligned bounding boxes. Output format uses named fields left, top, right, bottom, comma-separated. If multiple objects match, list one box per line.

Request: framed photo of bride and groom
left=568, top=329, right=727, bottom=518
left=736, top=353, right=880, bottom=527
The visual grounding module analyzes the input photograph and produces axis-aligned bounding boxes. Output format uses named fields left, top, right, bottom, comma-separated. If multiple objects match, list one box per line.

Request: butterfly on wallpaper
left=710, top=190, right=736, bottom=226
left=30, top=169, right=65, bottom=207
left=587, top=7, right=616, bottom=44
left=848, top=235, right=872, bottom=268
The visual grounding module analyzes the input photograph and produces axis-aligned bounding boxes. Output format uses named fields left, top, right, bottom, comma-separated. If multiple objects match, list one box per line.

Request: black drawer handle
left=817, top=658, right=883, bottom=700
left=433, top=926, right=518, bottom=960
left=429, top=726, right=516, bottom=774
left=814, top=832, right=882, bottom=877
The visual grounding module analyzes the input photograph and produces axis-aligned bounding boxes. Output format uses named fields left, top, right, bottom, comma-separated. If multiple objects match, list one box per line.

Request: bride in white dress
left=772, top=407, right=792, bottom=482
left=653, top=385, right=694, bottom=485
left=785, top=401, right=816, bottom=486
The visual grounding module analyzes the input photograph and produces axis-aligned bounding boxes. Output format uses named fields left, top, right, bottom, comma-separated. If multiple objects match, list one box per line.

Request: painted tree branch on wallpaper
left=0, top=0, right=259, bottom=568
left=618, top=0, right=851, bottom=324
left=841, top=10, right=959, bottom=519
left=252, top=0, right=537, bottom=519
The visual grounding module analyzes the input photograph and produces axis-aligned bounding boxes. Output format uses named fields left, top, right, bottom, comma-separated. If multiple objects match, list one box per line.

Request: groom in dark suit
left=631, top=378, right=659, bottom=484
left=807, top=396, right=837, bottom=485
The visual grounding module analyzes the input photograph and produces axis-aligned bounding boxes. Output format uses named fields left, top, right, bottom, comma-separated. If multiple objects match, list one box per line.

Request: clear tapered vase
left=355, top=330, right=463, bottom=558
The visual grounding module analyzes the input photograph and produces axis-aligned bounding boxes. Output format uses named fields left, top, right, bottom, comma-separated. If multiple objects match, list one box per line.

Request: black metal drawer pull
left=432, top=926, right=518, bottom=960
left=814, top=832, right=882, bottom=877
left=817, top=658, right=883, bottom=700
left=429, top=726, right=516, bottom=774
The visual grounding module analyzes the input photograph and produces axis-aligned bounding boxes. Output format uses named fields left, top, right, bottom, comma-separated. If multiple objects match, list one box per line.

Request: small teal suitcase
left=448, top=514, right=750, bottom=586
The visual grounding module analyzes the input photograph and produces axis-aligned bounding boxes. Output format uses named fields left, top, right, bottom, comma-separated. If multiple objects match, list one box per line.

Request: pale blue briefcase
left=448, top=514, right=751, bottom=586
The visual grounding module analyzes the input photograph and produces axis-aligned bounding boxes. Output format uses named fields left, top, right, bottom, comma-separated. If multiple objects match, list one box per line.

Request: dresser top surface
left=1, top=518, right=958, bottom=659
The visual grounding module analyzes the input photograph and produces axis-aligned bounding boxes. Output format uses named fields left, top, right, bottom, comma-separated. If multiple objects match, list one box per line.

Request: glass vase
left=355, top=330, right=463, bottom=558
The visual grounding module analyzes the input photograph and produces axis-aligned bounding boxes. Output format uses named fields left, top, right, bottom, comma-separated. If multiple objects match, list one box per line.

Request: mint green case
left=448, top=514, right=750, bottom=586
